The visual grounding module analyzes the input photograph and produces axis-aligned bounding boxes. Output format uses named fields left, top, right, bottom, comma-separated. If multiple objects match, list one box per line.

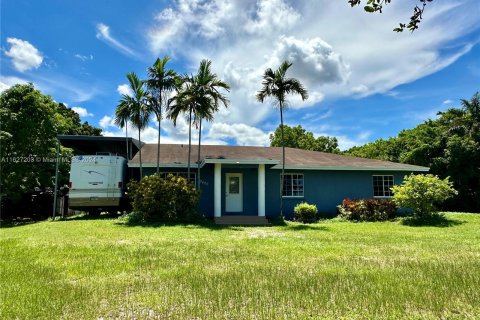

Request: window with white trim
left=159, top=172, right=196, bottom=185
left=282, top=173, right=304, bottom=197
left=373, top=175, right=394, bottom=197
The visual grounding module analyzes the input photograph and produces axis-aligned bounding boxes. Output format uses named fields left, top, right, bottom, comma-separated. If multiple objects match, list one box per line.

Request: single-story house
left=128, top=144, right=429, bottom=219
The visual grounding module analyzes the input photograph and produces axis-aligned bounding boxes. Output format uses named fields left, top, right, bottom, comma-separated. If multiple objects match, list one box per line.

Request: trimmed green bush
left=337, top=198, right=397, bottom=221
left=294, top=202, right=318, bottom=223
left=392, top=174, right=458, bottom=219
left=127, top=174, right=201, bottom=223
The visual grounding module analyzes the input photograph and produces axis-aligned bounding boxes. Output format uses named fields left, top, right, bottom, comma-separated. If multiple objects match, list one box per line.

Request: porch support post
left=214, top=163, right=221, bottom=217
left=258, top=164, right=265, bottom=217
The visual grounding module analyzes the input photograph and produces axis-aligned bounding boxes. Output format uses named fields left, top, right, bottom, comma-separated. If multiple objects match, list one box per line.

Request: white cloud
left=208, top=123, right=270, bottom=146
left=99, top=115, right=115, bottom=128
left=96, top=23, right=137, bottom=57
left=74, top=54, right=93, bottom=61
left=71, top=107, right=93, bottom=117
left=244, top=0, right=301, bottom=35
left=117, top=84, right=133, bottom=96
left=145, top=0, right=479, bottom=135
left=442, top=99, right=453, bottom=105
left=0, top=75, right=29, bottom=92
left=4, top=38, right=43, bottom=72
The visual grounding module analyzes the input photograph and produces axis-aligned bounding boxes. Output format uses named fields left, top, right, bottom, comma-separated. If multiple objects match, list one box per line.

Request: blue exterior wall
left=265, top=168, right=412, bottom=219
left=137, top=165, right=413, bottom=220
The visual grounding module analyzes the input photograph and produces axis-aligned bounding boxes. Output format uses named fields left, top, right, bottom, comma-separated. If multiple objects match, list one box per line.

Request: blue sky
left=1, top=0, right=479, bottom=150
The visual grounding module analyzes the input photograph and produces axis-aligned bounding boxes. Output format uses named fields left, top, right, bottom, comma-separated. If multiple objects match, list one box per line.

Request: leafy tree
left=270, top=124, right=340, bottom=153
left=257, top=61, right=308, bottom=218
left=0, top=83, right=102, bottom=217
left=115, top=72, right=151, bottom=177
left=346, top=92, right=480, bottom=212
left=56, top=103, right=102, bottom=136
left=146, top=56, right=177, bottom=174
left=348, top=0, right=434, bottom=32
left=392, top=174, right=457, bottom=218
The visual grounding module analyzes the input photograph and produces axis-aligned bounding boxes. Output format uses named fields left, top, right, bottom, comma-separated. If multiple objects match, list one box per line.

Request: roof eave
left=270, top=165, right=430, bottom=172
left=201, top=159, right=280, bottom=165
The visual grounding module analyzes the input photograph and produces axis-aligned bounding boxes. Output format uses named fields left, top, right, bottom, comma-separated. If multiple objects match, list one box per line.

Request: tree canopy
left=346, top=92, right=480, bottom=212
left=0, top=83, right=102, bottom=217
left=348, top=0, right=434, bottom=32
left=270, top=124, right=340, bottom=154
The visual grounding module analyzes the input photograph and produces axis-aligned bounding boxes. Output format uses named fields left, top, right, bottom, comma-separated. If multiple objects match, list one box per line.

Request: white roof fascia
left=201, top=159, right=280, bottom=165
left=128, top=163, right=200, bottom=168
left=270, top=165, right=429, bottom=172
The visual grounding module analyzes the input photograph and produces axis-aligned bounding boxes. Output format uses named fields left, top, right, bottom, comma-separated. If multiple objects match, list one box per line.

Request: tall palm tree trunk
left=125, top=120, right=129, bottom=160
left=187, top=107, right=192, bottom=183
left=138, top=130, right=143, bottom=178
left=280, top=106, right=285, bottom=219
left=157, top=109, right=161, bottom=175
left=197, top=119, right=202, bottom=190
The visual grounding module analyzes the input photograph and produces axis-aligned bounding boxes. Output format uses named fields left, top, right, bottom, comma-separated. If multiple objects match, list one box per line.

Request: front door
left=225, top=173, right=243, bottom=212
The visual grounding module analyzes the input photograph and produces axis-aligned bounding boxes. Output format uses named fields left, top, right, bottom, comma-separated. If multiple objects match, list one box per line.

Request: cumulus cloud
left=96, top=23, right=136, bottom=57
left=117, top=84, right=133, bottom=96
left=99, top=115, right=115, bottom=128
left=4, top=38, right=43, bottom=72
left=208, top=123, right=270, bottom=146
left=0, top=75, right=29, bottom=92
left=71, top=107, right=93, bottom=117
left=244, top=0, right=301, bottom=35
left=140, top=0, right=480, bottom=146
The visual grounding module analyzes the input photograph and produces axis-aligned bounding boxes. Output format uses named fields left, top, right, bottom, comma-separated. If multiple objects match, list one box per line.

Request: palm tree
left=167, top=74, right=196, bottom=181
left=115, top=72, right=150, bottom=178
left=146, top=56, right=177, bottom=175
left=114, top=100, right=130, bottom=160
left=256, top=61, right=308, bottom=218
left=168, top=60, right=230, bottom=188
left=192, top=60, right=230, bottom=189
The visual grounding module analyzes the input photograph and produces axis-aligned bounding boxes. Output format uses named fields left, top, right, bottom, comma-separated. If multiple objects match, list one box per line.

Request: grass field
left=1, top=213, right=479, bottom=319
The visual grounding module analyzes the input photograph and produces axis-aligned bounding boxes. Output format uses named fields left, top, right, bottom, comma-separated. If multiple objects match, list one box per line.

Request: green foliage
left=127, top=174, right=201, bottom=223
left=293, top=202, right=318, bottom=223
left=392, top=174, right=458, bottom=219
left=348, top=0, right=434, bottom=32
left=345, top=92, right=480, bottom=212
left=270, top=124, right=340, bottom=153
left=338, top=198, right=397, bottom=221
left=0, top=84, right=102, bottom=217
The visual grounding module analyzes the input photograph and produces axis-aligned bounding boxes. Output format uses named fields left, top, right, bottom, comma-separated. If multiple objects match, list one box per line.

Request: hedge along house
left=128, top=144, right=429, bottom=220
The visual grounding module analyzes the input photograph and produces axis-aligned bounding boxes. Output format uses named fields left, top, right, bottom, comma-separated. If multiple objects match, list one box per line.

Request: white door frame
left=225, top=173, right=243, bottom=212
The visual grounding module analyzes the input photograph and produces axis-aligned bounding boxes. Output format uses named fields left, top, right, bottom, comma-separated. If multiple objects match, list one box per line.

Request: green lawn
left=1, top=213, right=479, bottom=319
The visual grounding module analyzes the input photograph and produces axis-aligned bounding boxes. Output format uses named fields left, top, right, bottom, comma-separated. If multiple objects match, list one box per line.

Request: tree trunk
left=280, top=106, right=285, bottom=219
left=125, top=120, right=129, bottom=160
left=157, top=110, right=161, bottom=175
left=139, top=129, right=142, bottom=178
left=187, top=107, right=192, bottom=183
left=197, top=118, right=202, bottom=190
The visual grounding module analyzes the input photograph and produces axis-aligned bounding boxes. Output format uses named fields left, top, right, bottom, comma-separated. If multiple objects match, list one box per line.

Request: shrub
left=294, top=202, right=318, bottom=223
left=392, top=174, right=458, bottom=219
left=127, top=174, right=201, bottom=223
left=337, top=198, right=397, bottom=221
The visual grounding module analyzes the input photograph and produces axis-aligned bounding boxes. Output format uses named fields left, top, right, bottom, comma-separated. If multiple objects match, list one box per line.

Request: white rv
left=68, top=154, right=127, bottom=213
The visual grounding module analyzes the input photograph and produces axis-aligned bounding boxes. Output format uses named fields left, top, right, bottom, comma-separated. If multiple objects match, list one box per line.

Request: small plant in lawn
left=392, top=174, right=457, bottom=219
left=127, top=174, right=202, bottom=223
left=337, top=198, right=397, bottom=221
left=294, top=202, right=318, bottom=223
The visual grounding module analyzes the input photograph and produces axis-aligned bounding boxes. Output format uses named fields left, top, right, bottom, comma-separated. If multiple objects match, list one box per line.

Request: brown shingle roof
left=128, top=144, right=429, bottom=171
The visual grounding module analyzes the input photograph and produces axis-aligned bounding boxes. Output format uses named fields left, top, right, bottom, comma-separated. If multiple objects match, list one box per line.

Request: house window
left=282, top=174, right=304, bottom=197
left=160, top=172, right=196, bottom=185
left=373, top=175, right=394, bottom=197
